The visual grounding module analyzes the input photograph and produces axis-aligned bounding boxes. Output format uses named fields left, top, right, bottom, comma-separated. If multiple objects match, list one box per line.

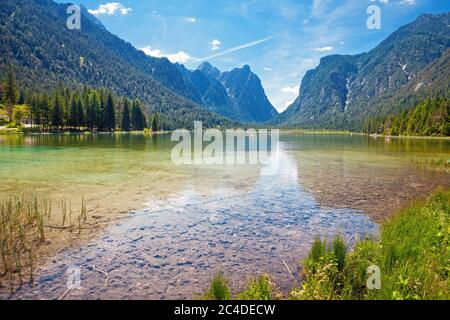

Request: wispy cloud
left=197, top=36, right=274, bottom=61
left=314, top=46, right=334, bottom=52
left=184, top=17, right=197, bottom=23
left=140, top=46, right=190, bottom=63
left=88, top=2, right=132, bottom=16
left=399, top=0, right=416, bottom=5
left=312, top=0, right=332, bottom=17
left=151, top=10, right=167, bottom=34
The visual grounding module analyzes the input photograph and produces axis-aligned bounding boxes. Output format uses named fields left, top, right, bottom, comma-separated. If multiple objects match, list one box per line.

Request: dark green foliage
left=51, top=92, right=64, bottom=128
left=332, top=236, right=347, bottom=272
left=289, top=190, right=450, bottom=300
left=151, top=113, right=159, bottom=132
left=18, top=89, right=25, bottom=105
left=104, top=92, right=116, bottom=131
left=131, top=100, right=146, bottom=131
left=309, top=237, right=327, bottom=266
left=121, top=99, right=131, bottom=131
left=2, top=64, right=18, bottom=122
left=364, top=98, right=449, bottom=136
left=2, top=74, right=190, bottom=132
left=238, top=275, right=276, bottom=300
left=68, top=93, right=83, bottom=128
left=120, top=99, right=131, bottom=131
left=87, top=91, right=100, bottom=130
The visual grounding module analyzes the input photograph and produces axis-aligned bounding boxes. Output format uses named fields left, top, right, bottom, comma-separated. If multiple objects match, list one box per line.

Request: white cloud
left=263, top=67, right=273, bottom=71
left=314, top=46, right=334, bottom=52
left=209, top=39, right=221, bottom=51
left=184, top=17, right=197, bottom=23
left=399, top=0, right=415, bottom=5
left=140, top=46, right=190, bottom=63
left=88, top=2, right=132, bottom=16
left=281, top=85, right=300, bottom=94
left=371, top=0, right=389, bottom=4
left=197, top=36, right=274, bottom=61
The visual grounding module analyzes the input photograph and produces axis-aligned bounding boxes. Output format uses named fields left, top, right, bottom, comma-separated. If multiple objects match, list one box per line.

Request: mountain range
left=0, top=0, right=277, bottom=127
left=177, top=62, right=278, bottom=123
left=0, top=0, right=448, bottom=131
left=276, top=12, right=450, bottom=130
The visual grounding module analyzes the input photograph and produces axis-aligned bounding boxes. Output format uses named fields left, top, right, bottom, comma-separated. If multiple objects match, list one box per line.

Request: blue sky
left=60, top=0, right=450, bottom=112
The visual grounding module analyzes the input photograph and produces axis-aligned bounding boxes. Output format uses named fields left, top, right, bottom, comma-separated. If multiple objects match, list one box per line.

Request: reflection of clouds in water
left=4, top=143, right=378, bottom=300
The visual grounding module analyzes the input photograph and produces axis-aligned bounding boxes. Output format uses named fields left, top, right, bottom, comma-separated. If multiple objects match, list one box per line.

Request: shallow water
left=0, top=133, right=449, bottom=299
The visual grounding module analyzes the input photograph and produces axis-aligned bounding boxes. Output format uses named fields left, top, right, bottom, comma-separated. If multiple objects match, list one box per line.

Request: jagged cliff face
left=279, top=13, right=450, bottom=130
left=178, top=62, right=278, bottom=123
left=219, top=65, right=278, bottom=123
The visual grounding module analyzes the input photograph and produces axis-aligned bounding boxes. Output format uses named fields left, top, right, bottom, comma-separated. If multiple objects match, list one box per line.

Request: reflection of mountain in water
left=4, top=144, right=378, bottom=300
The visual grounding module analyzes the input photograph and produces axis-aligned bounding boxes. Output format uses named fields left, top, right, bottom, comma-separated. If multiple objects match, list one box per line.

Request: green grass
left=203, top=273, right=280, bottom=300
left=203, top=273, right=231, bottom=300
left=203, top=189, right=450, bottom=300
left=409, top=157, right=450, bottom=172
left=238, top=275, right=281, bottom=300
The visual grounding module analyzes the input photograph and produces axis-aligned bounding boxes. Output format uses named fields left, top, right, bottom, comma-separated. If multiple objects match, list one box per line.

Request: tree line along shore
left=1, top=65, right=449, bottom=137
left=0, top=65, right=160, bottom=133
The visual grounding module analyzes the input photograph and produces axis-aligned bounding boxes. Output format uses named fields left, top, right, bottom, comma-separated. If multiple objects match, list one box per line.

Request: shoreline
left=1, top=128, right=450, bottom=140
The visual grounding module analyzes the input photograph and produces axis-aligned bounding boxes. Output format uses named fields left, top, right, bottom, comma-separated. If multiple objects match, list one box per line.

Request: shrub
left=204, top=273, right=230, bottom=300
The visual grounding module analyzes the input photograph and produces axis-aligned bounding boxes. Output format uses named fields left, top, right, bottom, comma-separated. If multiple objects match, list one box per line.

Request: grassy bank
left=205, top=189, right=450, bottom=300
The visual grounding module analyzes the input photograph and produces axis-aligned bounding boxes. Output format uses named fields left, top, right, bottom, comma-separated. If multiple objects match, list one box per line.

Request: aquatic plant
left=238, top=275, right=281, bottom=300
left=203, top=189, right=450, bottom=300
left=0, top=195, right=89, bottom=292
left=204, top=273, right=231, bottom=300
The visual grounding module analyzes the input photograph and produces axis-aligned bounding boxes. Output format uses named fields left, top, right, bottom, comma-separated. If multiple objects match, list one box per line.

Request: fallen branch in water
left=282, top=259, right=294, bottom=280
left=57, top=285, right=73, bottom=300
left=92, top=265, right=109, bottom=286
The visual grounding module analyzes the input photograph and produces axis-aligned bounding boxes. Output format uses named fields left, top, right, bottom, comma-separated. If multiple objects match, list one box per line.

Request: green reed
left=0, top=195, right=88, bottom=292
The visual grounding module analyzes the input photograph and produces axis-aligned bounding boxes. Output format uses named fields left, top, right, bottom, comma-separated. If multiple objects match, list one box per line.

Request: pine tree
left=52, top=92, right=64, bottom=129
left=76, top=96, right=84, bottom=129
left=25, top=89, right=33, bottom=106
left=30, top=93, right=39, bottom=127
left=2, top=64, right=19, bottom=123
left=121, top=99, right=131, bottom=131
left=87, top=91, right=101, bottom=130
left=18, top=89, right=26, bottom=105
left=104, top=92, right=116, bottom=131
left=131, top=100, right=146, bottom=131
left=68, top=93, right=79, bottom=128
left=95, top=89, right=105, bottom=130
left=151, top=113, right=159, bottom=132
left=40, top=94, right=51, bottom=130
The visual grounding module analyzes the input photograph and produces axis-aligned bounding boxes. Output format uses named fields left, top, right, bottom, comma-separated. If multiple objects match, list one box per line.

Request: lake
left=0, top=132, right=449, bottom=299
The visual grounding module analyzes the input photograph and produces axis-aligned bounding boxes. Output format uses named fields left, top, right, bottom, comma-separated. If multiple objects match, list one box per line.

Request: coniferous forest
left=363, top=98, right=450, bottom=136
left=0, top=64, right=159, bottom=132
